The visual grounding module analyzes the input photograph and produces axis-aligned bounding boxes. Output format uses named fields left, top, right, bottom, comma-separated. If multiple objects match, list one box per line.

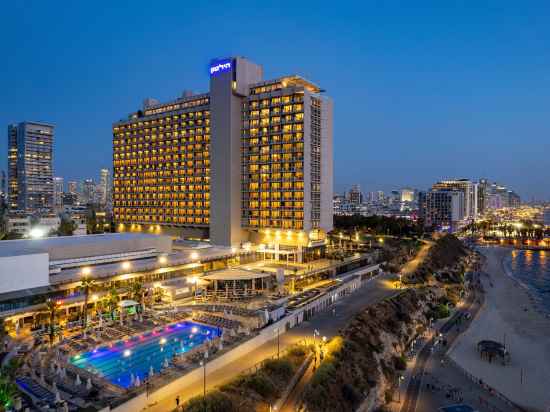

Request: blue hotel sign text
left=210, top=59, right=232, bottom=76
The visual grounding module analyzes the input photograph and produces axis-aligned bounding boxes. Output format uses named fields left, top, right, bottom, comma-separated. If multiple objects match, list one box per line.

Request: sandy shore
left=448, top=246, right=550, bottom=412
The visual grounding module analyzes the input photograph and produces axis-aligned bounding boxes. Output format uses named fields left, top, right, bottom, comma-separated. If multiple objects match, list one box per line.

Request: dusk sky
left=2, top=1, right=550, bottom=199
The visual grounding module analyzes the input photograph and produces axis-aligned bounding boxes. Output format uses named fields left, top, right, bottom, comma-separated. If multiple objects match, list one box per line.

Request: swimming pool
left=70, top=321, right=221, bottom=388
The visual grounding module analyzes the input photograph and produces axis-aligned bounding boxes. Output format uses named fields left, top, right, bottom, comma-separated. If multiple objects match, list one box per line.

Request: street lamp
left=82, top=267, right=91, bottom=277
left=313, top=329, right=319, bottom=346
left=397, top=375, right=404, bottom=402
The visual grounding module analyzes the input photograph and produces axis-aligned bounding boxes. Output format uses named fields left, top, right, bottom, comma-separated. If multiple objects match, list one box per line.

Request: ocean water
left=503, top=249, right=550, bottom=315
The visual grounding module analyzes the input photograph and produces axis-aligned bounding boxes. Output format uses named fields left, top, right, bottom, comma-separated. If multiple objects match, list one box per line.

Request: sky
left=2, top=1, right=550, bottom=200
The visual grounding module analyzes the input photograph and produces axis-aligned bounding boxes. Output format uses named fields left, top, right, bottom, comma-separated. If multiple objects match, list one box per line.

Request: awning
left=202, top=269, right=272, bottom=281
left=118, top=299, right=140, bottom=308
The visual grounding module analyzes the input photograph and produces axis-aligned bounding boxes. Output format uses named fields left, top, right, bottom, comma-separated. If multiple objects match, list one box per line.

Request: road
left=400, top=273, right=483, bottom=412
left=148, top=273, right=398, bottom=412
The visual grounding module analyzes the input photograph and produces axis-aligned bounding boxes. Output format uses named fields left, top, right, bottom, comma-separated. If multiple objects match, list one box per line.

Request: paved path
left=401, top=240, right=433, bottom=276
left=401, top=273, right=483, bottom=412
left=147, top=273, right=397, bottom=412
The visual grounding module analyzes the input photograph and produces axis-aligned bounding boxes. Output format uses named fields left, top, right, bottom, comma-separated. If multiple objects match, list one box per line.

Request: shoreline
left=448, top=246, right=550, bottom=412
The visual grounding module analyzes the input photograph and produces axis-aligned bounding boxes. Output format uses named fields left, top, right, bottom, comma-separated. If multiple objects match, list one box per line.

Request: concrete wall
left=320, top=96, right=334, bottom=233
left=209, top=57, right=262, bottom=247
left=0, top=253, right=49, bottom=294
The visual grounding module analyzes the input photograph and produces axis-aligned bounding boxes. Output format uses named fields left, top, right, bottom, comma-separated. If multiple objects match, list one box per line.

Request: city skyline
left=2, top=2, right=550, bottom=200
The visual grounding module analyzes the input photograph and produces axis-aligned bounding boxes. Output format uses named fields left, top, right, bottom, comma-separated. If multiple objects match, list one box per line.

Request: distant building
left=400, top=188, right=415, bottom=203
left=0, top=170, right=6, bottom=209
left=67, top=180, right=78, bottom=194
left=423, top=190, right=465, bottom=232
left=432, top=179, right=478, bottom=221
left=53, top=177, right=64, bottom=211
left=7, top=121, right=54, bottom=214
left=98, top=168, right=111, bottom=207
left=347, top=184, right=363, bottom=206
left=82, top=179, right=95, bottom=204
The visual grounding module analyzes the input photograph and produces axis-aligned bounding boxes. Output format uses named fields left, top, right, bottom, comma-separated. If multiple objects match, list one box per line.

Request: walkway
left=400, top=272, right=483, bottom=412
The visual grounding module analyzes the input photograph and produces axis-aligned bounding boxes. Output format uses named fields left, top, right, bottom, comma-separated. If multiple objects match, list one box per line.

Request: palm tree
left=80, top=278, right=96, bottom=330
left=45, top=299, right=59, bottom=347
left=106, top=287, right=119, bottom=320
left=130, top=280, right=145, bottom=313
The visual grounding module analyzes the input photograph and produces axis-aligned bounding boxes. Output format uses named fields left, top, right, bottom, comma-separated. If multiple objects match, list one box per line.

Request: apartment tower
left=7, top=121, right=54, bottom=214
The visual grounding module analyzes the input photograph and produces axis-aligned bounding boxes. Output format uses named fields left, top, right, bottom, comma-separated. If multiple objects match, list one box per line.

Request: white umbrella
left=130, top=373, right=135, bottom=386
left=163, top=358, right=169, bottom=369
left=218, top=340, right=223, bottom=351
left=86, top=377, right=92, bottom=390
left=149, top=365, right=154, bottom=377
left=135, top=375, right=141, bottom=387
left=75, top=374, right=81, bottom=386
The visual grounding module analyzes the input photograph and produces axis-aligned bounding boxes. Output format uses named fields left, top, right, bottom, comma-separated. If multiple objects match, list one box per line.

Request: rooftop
left=0, top=233, right=171, bottom=259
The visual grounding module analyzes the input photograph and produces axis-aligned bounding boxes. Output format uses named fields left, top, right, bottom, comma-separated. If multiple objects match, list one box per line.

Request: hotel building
left=113, top=57, right=333, bottom=260
left=7, top=121, right=54, bottom=214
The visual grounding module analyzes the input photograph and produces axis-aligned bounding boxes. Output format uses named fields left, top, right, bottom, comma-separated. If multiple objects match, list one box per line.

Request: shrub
left=244, top=372, right=276, bottom=398
left=435, top=303, right=450, bottom=319
left=394, top=355, right=407, bottom=371
left=263, top=358, right=294, bottom=380
left=183, top=390, right=235, bottom=412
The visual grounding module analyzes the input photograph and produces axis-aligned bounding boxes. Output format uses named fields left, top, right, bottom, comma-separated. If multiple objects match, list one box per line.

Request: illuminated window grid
left=113, top=106, right=211, bottom=227
left=241, top=91, right=305, bottom=230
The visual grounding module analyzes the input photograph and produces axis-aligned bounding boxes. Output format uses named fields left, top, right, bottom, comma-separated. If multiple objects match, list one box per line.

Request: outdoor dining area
left=196, top=269, right=274, bottom=302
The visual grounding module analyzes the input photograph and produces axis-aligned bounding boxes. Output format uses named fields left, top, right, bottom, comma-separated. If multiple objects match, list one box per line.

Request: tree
left=45, top=299, right=59, bottom=347
left=106, top=287, right=119, bottom=320
left=130, top=280, right=145, bottom=312
left=80, top=278, right=96, bottom=329
left=56, top=217, right=77, bottom=237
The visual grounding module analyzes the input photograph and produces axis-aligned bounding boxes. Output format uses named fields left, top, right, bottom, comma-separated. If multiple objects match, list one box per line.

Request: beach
left=448, top=246, right=550, bottom=412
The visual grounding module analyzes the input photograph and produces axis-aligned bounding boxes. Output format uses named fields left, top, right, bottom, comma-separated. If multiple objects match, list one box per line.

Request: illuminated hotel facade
left=113, top=57, right=333, bottom=259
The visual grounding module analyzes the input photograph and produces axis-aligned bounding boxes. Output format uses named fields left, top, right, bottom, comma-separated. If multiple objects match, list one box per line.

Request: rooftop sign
left=210, top=59, right=232, bottom=76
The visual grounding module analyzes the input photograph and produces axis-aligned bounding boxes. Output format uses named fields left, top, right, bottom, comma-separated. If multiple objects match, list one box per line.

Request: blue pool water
left=70, top=321, right=221, bottom=388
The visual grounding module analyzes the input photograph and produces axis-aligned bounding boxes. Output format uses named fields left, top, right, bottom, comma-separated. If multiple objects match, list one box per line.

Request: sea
left=503, top=248, right=550, bottom=315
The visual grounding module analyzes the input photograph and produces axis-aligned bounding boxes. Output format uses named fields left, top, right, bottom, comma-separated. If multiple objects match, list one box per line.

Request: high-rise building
left=53, top=177, right=64, bottom=211
left=7, top=121, right=54, bottom=214
left=113, top=57, right=333, bottom=257
left=98, top=168, right=111, bottom=207
left=400, top=188, right=415, bottom=203
left=432, top=179, right=478, bottom=221
left=82, top=179, right=95, bottom=204
left=0, top=170, right=6, bottom=209
left=423, top=190, right=465, bottom=232
left=67, top=181, right=78, bottom=195
left=348, top=184, right=363, bottom=206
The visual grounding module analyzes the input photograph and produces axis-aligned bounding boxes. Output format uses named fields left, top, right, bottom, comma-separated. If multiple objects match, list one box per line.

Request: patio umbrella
left=218, top=340, right=223, bottom=351
left=86, top=377, right=92, bottom=391
left=149, top=365, right=154, bottom=377
left=130, top=373, right=135, bottom=387
left=163, top=358, right=169, bottom=369
left=75, top=374, right=81, bottom=386
left=135, top=375, right=141, bottom=387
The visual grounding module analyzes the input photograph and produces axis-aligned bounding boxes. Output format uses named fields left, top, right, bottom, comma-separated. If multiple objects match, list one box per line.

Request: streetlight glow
left=122, top=261, right=131, bottom=270
left=82, top=266, right=91, bottom=276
